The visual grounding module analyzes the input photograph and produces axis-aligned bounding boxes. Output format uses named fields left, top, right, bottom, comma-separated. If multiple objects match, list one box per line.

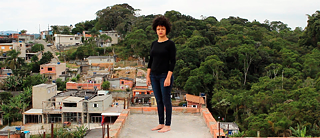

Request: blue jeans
left=150, top=72, right=173, bottom=126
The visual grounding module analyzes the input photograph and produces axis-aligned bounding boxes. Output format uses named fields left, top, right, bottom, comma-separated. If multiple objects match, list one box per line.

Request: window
left=41, top=67, right=43, bottom=69
left=93, top=103, right=98, bottom=107
left=192, top=105, right=197, bottom=108
left=1, top=47, right=4, bottom=49
left=121, top=81, right=124, bottom=84
left=70, top=38, right=73, bottom=40
left=64, top=103, right=77, bottom=107
left=9, top=47, right=12, bottom=49
left=48, top=90, right=50, bottom=93
left=141, top=92, right=145, bottom=94
left=48, top=68, right=52, bottom=71
left=135, top=92, right=139, bottom=95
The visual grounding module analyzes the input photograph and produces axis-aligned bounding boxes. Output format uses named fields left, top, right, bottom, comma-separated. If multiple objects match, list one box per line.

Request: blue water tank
left=85, top=96, right=89, bottom=100
left=7, top=73, right=12, bottom=75
left=23, top=131, right=30, bottom=134
left=93, top=72, right=96, bottom=74
left=52, top=80, right=56, bottom=83
left=57, top=62, right=60, bottom=64
left=200, top=93, right=205, bottom=97
left=16, top=127, right=21, bottom=131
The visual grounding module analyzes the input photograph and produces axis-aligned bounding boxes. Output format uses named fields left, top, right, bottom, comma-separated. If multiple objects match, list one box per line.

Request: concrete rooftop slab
left=119, top=114, right=212, bottom=138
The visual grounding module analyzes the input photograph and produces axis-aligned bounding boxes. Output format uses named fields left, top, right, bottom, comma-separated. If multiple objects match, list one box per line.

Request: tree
left=56, top=78, right=67, bottom=91
left=31, top=44, right=44, bottom=52
left=5, top=50, right=24, bottom=70
left=102, top=81, right=110, bottom=90
left=95, top=3, right=136, bottom=31
left=31, top=55, right=39, bottom=62
left=299, top=11, right=320, bottom=47
left=20, top=30, right=27, bottom=34
left=124, top=29, right=149, bottom=58
left=227, top=44, right=260, bottom=86
left=39, top=51, right=54, bottom=64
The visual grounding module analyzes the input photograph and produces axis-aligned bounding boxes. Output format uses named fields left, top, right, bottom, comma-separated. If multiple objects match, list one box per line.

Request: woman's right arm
left=146, top=68, right=151, bottom=86
left=146, top=42, right=153, bottom=86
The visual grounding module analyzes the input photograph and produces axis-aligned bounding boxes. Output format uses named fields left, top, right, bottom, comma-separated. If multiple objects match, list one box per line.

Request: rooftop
left=89, top=95, right=112, bottom=102
left=186, top=94, right=205, bottom=104
left=87, top=56, right=114, bottom=59
left=119, top=114, right=212, bottom=138
left=33, top=83, right=56, bottom=88
left=63, top=96, right=84, bottom=102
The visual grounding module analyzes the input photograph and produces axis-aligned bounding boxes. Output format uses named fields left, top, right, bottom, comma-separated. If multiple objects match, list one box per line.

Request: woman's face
left=156, top=25, right=166, bottom=37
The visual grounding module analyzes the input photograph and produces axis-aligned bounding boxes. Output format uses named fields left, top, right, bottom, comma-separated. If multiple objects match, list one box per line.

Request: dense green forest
left=68, top=4, right=320, bottom=137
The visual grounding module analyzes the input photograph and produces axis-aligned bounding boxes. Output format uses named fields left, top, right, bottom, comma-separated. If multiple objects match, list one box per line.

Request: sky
left=0, top=0, right=319, bottom=34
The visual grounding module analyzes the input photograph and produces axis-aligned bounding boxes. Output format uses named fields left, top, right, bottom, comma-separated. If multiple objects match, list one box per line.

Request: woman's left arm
left=164, top=71, right=173, bottom=87
left=164, top=42, right=176, bottom=87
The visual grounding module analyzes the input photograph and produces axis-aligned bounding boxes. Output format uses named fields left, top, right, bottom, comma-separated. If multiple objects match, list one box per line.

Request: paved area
left=119, top=114, right=212, bottom=138
left=35, top=40, right=59, bottom=63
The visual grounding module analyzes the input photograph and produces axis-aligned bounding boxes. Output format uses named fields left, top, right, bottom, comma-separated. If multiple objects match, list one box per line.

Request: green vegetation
left=30, top=125, right=88, bottom=138
left=102, top=81, right=110, bottom=90
left=70, top=4, right=320, bottom=136
left=31, top=44, right=44, bottom=52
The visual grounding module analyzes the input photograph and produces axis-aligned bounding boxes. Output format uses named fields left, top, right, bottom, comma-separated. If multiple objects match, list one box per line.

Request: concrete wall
left=109, top=80, right=120, bottom=89
left=54, top=34, right=82, bottom=46
left=100, top=31, right=119, bottom=44
left=40, top=63, right=66, bottom=80
left=88, top=57, right=115, bottom=65
left=66, top=82, right=101, bottom=90
left=32, top=84, right=57, bottom=109
left=88, top=95, right=112, bottom=113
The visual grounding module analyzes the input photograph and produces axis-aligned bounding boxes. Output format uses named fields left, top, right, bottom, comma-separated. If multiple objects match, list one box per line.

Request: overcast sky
left=0, top=0, right=319, bottom=34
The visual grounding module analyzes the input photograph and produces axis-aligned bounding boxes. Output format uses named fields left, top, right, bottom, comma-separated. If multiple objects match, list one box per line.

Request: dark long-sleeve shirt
left=147, top=40, right=176, bottom=74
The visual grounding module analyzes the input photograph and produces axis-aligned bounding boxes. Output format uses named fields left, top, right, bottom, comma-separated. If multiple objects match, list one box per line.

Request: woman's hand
left=164, top=77, right=171, bottom=87
left=146, top=77, right=151, bottom=86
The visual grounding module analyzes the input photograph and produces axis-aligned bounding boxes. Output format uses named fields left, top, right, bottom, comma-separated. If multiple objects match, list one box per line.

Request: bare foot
left=158, top=126, right=171, bottom=133
left=151, top=124, right=164, bottom=131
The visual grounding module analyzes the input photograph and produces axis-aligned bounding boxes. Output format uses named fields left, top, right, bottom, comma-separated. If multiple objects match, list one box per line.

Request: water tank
left=93, top=72, right=96, bottom=74
left=85, top=96, right=89, bottom=100
left=57, top=62, right=60, bottom=64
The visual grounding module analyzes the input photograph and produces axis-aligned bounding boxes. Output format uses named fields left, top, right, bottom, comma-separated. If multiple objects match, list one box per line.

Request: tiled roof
left=186, top=94, right=205, bottom=104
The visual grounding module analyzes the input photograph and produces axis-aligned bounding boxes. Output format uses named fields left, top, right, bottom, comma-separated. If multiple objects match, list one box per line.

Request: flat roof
left=87, top=56, right=114, bottom=59
left=23, top=109, right=42, bottom=115
left=119, top=114, right=212, bottom=138
left=101, top=113, right=121, bottom=116
left=63, top=97, right=84, bottom=102
left=40, top=63, right=66, bottom=66
left=89, top=95, right=111, bottom=102
left=33, top=83, right=56, bottom=88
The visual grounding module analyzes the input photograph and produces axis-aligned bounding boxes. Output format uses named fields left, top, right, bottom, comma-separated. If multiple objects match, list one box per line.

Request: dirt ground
left=119, top=114, right=212, bottom=138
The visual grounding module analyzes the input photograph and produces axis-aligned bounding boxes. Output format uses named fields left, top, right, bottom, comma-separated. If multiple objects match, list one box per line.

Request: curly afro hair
left=152, top=16, right=171, bottom=35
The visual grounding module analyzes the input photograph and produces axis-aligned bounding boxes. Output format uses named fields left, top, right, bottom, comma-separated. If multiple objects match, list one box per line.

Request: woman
left=146, top=16, right=176, bottom=133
